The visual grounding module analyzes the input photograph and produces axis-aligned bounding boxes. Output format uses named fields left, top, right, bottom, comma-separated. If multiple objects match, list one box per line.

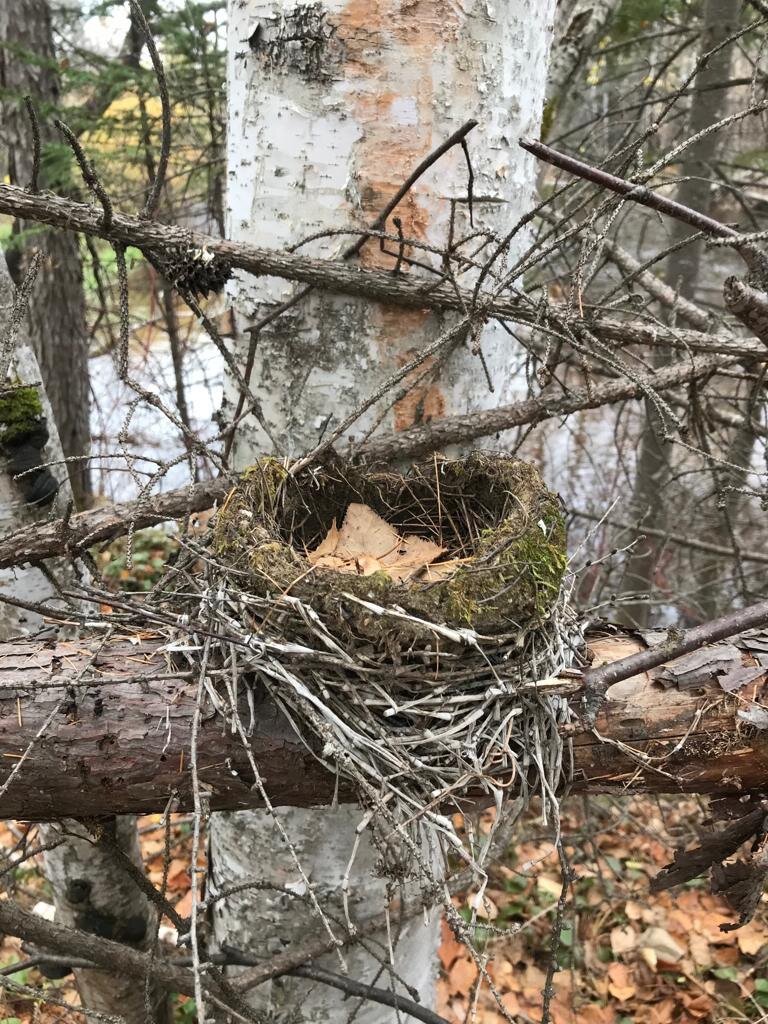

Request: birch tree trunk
left=212, top=2, right=556, bottom=1018
left=0, top=254, right=167, bottom=1023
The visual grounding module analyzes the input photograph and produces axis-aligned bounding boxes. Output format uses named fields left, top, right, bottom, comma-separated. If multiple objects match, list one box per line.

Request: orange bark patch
left=336, top=0, right=462, bottom=268
left=391, top=337, right=446, bottom=432
left=334, top=0, right=466, bottom=427
left=373, top=305, right=446, bottom=432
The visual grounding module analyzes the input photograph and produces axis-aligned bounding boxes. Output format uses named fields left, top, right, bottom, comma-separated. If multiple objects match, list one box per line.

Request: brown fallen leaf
left=736, top=920, right=768, bottom=955
left=610, top=924, right=637, bottom=957
left=439, top=916, right=464, bottom=971
left=307, top=503, right=461, bottom=582
left=607, top=962, right=636, bottom=1001
left=647, top=997, right=678, bottom=1024
left=166, top=856, right=190, bottom=891
left=688, top=931, right=713, bottom=968
left=578, top=1005, right=616, bottom=1024
left=446, top=955, right=478, bottom=995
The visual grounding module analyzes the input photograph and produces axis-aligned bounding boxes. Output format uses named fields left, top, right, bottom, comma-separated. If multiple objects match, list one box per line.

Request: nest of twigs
left=187, top=452, right=582, bottom=883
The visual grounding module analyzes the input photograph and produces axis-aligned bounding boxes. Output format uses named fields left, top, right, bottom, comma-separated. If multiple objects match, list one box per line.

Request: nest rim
left=213, top=451, right=567, bottom=637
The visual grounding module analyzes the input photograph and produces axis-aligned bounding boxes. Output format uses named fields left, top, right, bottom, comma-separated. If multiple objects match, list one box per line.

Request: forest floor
left=1, top=794, right=767, bottom=1024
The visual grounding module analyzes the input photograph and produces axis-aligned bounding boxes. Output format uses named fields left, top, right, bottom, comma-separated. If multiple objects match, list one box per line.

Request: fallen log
left=0, top=627, right=766, bottom=819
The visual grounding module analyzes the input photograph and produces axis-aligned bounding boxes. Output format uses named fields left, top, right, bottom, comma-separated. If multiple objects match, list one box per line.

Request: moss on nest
left=213, top=452, right=566, bottom=641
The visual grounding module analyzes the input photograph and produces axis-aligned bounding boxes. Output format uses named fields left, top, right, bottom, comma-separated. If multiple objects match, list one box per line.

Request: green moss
left=540, top=99, right=556, bottom=142
left=214, top=458, right=291, bottom=563
left=0, top=386, right=43, bottom=445
left=213, top=453, right=568, bottom=643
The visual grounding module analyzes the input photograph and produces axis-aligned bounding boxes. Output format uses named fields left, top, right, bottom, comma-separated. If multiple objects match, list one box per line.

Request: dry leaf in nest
left=307, top=502, right=463, bottom=582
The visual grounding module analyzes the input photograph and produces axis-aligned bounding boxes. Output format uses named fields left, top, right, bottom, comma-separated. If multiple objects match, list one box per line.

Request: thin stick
left=130, top=0, right=171, bottom=219
left=0, top=248, right=43, bottom=380
left=519, top=137, right=737, bottom=240
left=583, top=597, right=768, bottom=695
left=290, top=965, right=449, bottom=1024
left=219, top=942, right=448, bottom=1024
left=22, top=96, right=41, bottom=193
left=571, top=510, right=768, bottom=565
left=54, top=119, right=113, bottom=230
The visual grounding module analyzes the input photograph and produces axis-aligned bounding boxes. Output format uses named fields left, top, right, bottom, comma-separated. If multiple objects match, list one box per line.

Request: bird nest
left=189, top=452, right=582, bottom=883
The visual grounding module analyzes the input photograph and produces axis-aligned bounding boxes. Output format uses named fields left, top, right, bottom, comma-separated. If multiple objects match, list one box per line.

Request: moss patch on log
left=0, top=386, right=43, bottom=446
left=214, top=452, right=566, bottom=640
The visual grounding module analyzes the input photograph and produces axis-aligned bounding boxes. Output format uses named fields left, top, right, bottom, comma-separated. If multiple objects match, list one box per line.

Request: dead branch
left=0, top=476, right=229, bottom=569
left=358, top=349, right=731, bottom=462
left=0, top=348, right=738, bottom=570
left=583, top=596, right=768, bottom=693
left=724, top=275, right=768, bottom=344
left=0, top=183, right=750, bottom=359
left=0, top=898, right=199, bottom=1001
left=599, top=235, right=715, bottom=332
left=520, top=137, right=741, bottom=241
left=0, top=898, right=258, bottom=1022
left=571, top=509, right=768, bottom=565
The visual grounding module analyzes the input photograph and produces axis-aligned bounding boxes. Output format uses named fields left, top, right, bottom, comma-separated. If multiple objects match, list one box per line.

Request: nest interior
left=213, top=451, right=567, bottom=642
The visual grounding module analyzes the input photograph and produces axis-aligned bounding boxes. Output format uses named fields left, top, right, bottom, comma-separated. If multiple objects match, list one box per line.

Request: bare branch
left=584, top=597, right=768, bottom=696
left=358, top=349, right=732, bottom=462
left=0, top=476, right=229, bottom=569
left=0, top=182, right=747, bottom=358
left=520, top=136, right=740, bottom=240
left=129, top=0, right=171, bottom=219
left=0, top=349, right=737, bottom=569
left=724, top=275, right=768, bottom=344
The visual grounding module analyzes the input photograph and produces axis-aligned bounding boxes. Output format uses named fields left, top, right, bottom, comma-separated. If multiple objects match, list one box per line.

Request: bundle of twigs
left=169, top=452, right=584, bottom=891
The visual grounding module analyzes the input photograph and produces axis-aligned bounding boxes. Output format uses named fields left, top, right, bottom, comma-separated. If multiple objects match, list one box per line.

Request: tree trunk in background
left=213, top=1, right=555, bottom=1019
left=543, top=0, right=617, bottom=139
left=0, top=216, right=166, bottom=1024
left=40, top=818, right=169, bottom=1024
left=0, top=0, right=91, bottom=507
left=617, top=0, right=742, bottom=627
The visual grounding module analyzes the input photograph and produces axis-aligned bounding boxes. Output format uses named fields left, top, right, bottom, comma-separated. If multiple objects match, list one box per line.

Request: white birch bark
left=214, top=2, right=556, bottom=1018
left=0, top=254, right=167, bottom=1024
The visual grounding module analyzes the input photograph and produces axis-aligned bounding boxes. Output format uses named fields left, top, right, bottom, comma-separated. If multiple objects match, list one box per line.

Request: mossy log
left=0, top=630, right=765, bottom=819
